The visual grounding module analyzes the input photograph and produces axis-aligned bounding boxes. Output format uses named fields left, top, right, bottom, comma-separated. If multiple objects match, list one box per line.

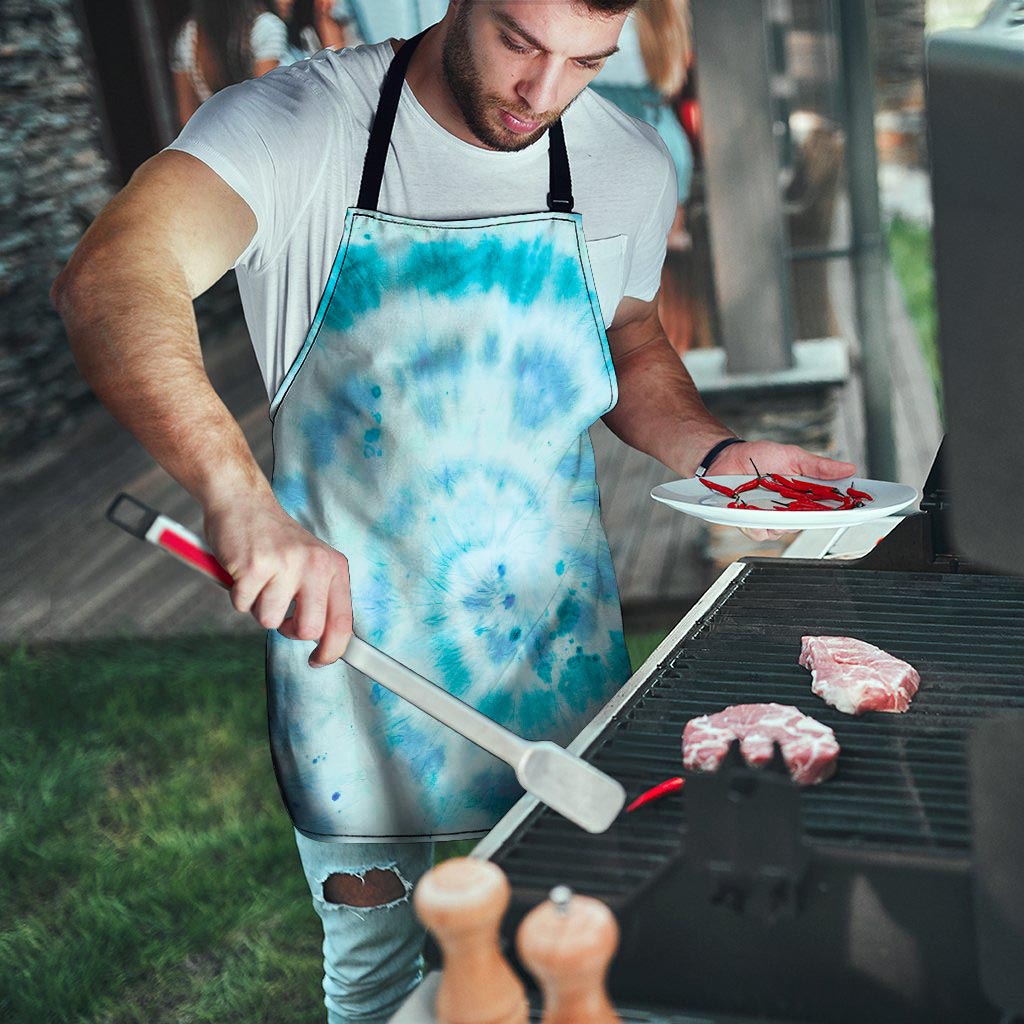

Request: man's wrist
left=194, top=457, right=274, bottom=515
left=694, top=437, right=745, bottom=478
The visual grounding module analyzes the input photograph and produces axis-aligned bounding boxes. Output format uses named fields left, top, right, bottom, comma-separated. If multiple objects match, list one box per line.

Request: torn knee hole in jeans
left=321, top=867, right=411, bottom=910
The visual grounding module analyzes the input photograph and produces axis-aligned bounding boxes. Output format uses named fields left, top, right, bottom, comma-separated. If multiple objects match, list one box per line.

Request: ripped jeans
left=294, top=829, right=436, bottom=1024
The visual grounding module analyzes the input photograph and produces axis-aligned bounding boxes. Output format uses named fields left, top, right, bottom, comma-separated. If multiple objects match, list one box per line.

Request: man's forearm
left=52, top=254, right=272, bottom=513
left=602, top=332, right=735, bottom=477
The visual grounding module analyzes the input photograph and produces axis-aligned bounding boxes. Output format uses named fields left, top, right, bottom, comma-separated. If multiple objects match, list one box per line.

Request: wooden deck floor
left=0, top=318, right=704, bottom=643
left=1, top=249, right=940, bottom=644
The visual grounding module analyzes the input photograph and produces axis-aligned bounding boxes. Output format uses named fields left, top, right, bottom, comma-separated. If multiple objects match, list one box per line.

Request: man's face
left=441, top=1, right=627, bottom=151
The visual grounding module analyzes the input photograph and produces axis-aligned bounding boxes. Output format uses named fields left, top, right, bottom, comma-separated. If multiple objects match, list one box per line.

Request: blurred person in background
left=592, top=0, right=693, bottom=243
left=171, top=0, right=289, bottom=127
left=276, top=0, right=351, bottom=62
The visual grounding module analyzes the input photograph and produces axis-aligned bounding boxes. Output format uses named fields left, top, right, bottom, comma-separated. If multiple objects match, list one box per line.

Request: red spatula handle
left=106, top=492, right=234, bottom=589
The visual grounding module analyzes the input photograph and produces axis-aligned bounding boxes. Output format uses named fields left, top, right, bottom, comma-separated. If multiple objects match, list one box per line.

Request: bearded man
left=52, top=2, right=854, bottom=1020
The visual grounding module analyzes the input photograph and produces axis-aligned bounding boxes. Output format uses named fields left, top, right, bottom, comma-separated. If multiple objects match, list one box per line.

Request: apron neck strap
left=546, top=120, right=573, bottom=213
left=357, top=29, right=575, bottom=215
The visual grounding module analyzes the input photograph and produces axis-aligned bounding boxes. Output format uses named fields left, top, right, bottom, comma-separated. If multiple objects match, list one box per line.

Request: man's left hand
left=706, top=440, right=857, bottom=542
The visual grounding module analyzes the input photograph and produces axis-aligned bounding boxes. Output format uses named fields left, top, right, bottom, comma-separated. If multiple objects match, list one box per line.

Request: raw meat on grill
left=682, top=703, right=840, bottom=785
left=799, top=635, right=920, bottom=716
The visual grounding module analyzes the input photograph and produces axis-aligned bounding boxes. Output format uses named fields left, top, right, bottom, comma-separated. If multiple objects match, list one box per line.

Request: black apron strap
left=357, top=29, right=429, bottom=212
left=357, top=29, right=575, bottom=215
left=546, top=119, right=574, bottom=213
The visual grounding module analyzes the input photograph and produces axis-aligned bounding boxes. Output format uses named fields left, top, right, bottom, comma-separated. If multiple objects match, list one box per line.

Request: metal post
left=690, top=0, right=794, bottom=374
left=837, top=1, right=899, bottom=480
left=131, top=0, right=178, bottom=149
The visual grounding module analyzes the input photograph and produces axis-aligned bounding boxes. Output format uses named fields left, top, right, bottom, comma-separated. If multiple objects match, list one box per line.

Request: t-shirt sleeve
left=623, top=129, right=678, bottom=302
left=251, top=12, right=289, bottom=62
left=165, top=66, right=340, bottom=272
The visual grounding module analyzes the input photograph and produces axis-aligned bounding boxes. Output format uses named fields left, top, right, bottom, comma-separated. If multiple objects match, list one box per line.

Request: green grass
left=0, top=629, right=667, bottom=1022
left=887, top=216, right=942, bottom=406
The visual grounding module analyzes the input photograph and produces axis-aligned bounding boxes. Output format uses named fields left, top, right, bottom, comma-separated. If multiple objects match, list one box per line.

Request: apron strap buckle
left=546, top=192, right=575, bottom=214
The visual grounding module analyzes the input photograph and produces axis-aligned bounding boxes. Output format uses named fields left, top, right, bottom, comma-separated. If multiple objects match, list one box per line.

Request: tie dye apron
left=266, top=30, right=631, bottom=841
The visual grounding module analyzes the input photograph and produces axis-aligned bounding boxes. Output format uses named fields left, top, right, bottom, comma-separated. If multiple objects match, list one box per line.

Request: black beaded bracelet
left=694, top=437, right=745, bottom=478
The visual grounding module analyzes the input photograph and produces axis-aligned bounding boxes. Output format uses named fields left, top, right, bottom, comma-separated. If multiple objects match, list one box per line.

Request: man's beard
left=441, top=4, right=561, bottom=151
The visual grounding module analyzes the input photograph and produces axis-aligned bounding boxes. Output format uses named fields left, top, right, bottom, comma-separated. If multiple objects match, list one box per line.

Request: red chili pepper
left=761, top=479, right=824, bottom=502
left=758, top=478, right=802, bottom=496
left=772, top=473, right=844, bottom=498
left=626, top=776, right=685, bottom=813
left=734, top=478, right=762, bottom=494
left=847, top=485, right=873, bottom=501
left=775, top=498, right=835, bottom=511
left=699, top=477, right=737, bottom=498
left=768, top=473, right=816, bottom=494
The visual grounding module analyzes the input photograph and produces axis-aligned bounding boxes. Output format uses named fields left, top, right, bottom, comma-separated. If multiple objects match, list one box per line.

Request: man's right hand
left=204, top=494, right=353, bottom=667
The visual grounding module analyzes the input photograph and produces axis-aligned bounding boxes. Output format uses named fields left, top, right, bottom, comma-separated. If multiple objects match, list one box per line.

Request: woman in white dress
left=171, top=1, right=289, bottom=128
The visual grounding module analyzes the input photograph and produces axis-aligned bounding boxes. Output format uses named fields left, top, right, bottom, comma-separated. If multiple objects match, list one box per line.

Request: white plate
left=650, top=476, right=920, bottom=530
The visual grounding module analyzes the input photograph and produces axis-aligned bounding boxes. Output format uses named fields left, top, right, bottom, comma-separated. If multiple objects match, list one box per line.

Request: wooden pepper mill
left=516, top=885, right=621, bottom=1024
left=413, top=857, right=528, bottom=1024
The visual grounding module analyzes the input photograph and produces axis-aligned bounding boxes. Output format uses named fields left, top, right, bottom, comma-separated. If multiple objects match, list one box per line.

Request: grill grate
left=493, top=563, right=1024, bottom=903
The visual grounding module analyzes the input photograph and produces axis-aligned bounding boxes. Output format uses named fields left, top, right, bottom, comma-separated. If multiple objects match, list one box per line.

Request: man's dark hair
left=581, top=0, right=640, bottom=12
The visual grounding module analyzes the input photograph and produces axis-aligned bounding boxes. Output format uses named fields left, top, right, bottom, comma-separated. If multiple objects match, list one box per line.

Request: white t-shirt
left=168, top=40, right=677, bottom=400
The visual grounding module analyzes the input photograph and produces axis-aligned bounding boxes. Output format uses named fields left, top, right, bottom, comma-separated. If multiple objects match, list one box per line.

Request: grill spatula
left=107, top=493, right=626, bottom=834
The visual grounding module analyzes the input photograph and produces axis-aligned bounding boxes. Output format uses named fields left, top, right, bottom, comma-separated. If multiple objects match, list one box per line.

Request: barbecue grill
left=474, top=451, right=1024, bottom=1022
left=468, top=9, right=1024, bottom=1021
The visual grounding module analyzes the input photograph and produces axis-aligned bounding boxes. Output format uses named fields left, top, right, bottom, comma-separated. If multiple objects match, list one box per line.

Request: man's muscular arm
left=602, top=295, right=734, bottom=477
left=51, top=151, right=352, bottom=664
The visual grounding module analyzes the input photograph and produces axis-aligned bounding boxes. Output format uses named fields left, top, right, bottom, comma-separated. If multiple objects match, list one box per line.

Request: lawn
left=0, top=630, right=666, bottom=1023
left=887, top=215, right=941, bottom=405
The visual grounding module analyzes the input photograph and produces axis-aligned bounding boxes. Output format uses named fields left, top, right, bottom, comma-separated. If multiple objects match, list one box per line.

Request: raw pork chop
left=682, top=703, right=839, bottom=785
left=799, top=636, right=920, bottom=716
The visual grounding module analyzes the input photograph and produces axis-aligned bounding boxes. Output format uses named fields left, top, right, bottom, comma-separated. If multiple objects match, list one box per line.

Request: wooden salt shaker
left=516, top=885, right=621, bottom=1024
left=413, top=857, right=528, bottom=1024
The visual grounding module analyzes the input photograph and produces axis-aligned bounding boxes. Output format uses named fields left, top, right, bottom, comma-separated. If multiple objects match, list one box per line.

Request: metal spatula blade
left=107, top=493, right=627, bottom=834
left=517, top=742, right=626, bottom=834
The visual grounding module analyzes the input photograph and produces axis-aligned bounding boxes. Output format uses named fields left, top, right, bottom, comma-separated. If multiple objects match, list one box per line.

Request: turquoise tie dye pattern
left=267, top=209, right=632, bottom=841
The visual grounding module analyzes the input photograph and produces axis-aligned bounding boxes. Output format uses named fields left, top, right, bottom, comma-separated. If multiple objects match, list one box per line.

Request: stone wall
left=0, top=0, right=116, bottom=461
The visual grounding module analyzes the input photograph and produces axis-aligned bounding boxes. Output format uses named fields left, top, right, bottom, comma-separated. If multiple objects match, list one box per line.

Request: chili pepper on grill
left=626, top=776, right=685, bottom=813
left=698, top=477, right=738, bottom=498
